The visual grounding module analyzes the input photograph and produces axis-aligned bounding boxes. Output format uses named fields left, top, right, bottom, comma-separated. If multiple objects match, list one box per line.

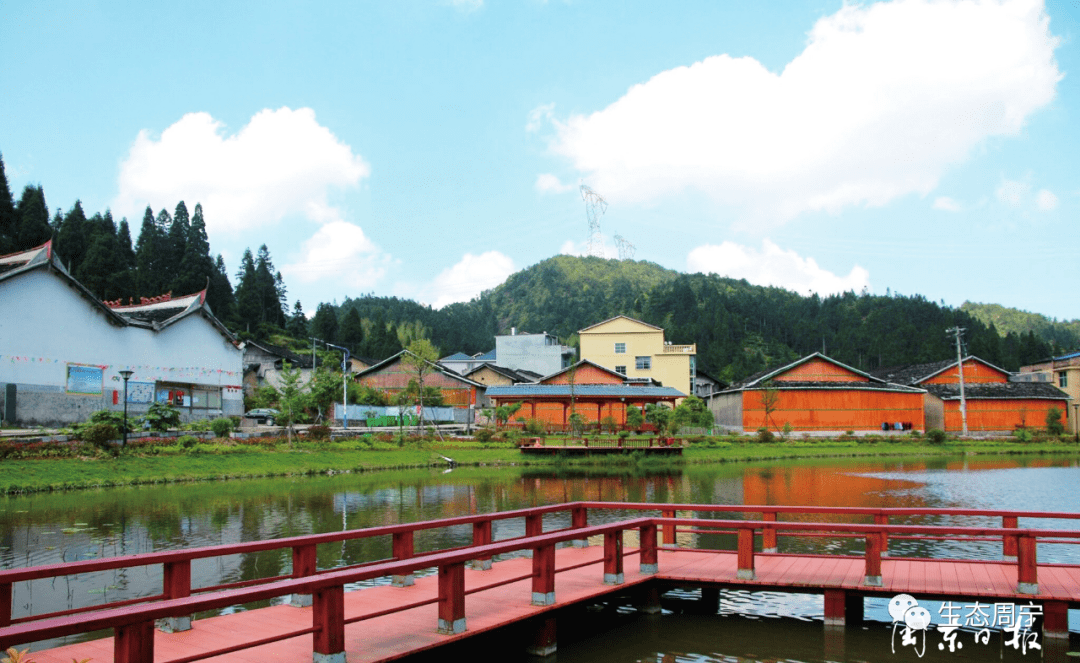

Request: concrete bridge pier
left=823, top=589, right=863, bottom=627
left=524, top=616, right=557, bottom=657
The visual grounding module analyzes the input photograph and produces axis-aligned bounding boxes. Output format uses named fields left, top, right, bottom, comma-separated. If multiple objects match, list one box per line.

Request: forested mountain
left=962, top=302, right=1080, bottom=353
left=313, top=255, right=1055, bottom=382
left=0, top=151, right=1061, bottom=383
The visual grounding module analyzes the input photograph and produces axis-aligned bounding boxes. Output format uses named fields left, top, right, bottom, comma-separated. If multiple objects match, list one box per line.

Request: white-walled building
left=0, top=242, right=244, bottom=426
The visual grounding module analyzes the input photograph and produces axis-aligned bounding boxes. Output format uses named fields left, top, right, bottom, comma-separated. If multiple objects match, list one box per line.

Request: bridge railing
left=2, top=502, right=1079, bottom=660
left=0, top=501, right=587, bottom=629
left=0, top=517, right=655, bottom=663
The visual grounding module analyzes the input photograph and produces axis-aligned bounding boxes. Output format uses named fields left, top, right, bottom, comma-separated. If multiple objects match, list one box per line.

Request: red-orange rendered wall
left=502, top=399, right=633, bottom=426
left=773, top=358, right=869, bottom=383
left=742, top=389, right=925, bottom=431
left=924, top=360, right=1008, bottom=385
left=942, top=399, right=1068, bottom=432
left=543, top=365, right=623, bottom=385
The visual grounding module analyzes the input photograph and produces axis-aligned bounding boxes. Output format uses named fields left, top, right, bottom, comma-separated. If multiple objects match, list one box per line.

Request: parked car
left=244, top=408, right=279, bottom=425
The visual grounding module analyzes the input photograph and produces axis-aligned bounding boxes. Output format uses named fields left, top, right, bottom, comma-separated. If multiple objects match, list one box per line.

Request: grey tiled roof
left=923, top=382, right=1071, bottom=400
left=486, top=384, right=685, bottom=398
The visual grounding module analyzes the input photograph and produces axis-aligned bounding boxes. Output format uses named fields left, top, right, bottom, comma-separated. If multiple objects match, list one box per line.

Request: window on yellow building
left=615, top=365, right=626, bottom=375
left=636, top=356, right=651, bottom=370
left=614, top=342, right=626, bottom=354
left=1060, top=372, right=1068, bottom=388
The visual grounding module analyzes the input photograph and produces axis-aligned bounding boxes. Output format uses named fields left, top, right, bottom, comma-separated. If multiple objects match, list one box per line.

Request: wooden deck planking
left=21, top=548, right=1080, bottom=663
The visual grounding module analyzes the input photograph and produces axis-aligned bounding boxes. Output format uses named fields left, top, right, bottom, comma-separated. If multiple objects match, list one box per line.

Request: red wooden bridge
left=1, top=502, right=1078, bottom=662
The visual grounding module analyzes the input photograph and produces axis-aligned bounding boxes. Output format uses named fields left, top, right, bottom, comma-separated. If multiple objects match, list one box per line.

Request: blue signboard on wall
left=66, top=364, right=103, bottom=394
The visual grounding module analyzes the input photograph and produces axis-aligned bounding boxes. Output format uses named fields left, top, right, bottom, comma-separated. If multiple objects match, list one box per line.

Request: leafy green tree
left=645, top=403, right=675, bottom=437
left=1046, top=407, right=1065, bottom=436
left=626, top=404, right=644, bottom=431
left=402, top=339, right=439, bottom=432
left=112, top=217, right=137, bottom=301
left=673, top=395, right=713, bottom=430
left=276, top=361, right=308, bottom=444
left=233, top=248, right=260, bottom=333
left=164, top=201, right=190, bottom=281
left=75, top=211, right=122, bottom=298
left=55, top=201, right=90, bottom=275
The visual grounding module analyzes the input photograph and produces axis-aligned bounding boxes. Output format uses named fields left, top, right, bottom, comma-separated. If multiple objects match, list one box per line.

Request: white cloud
left=546, top=0, right=1060, bottom=224
left=996, top=178, right=1030, bottom=207
left=535, top=173, right=575, bottom=194
left=426, top=251, right=516, bottom=309
left=1035, top=188, right=1059, bottom=211
left=527, top=104, right=556, bottom=133
left=113, top=108, right=370, bottom=235
left=281, top=221, right=389, bottom=290
left=687, top=240, right=870, bottom=296
left=933, top=196, right=962, bottom=212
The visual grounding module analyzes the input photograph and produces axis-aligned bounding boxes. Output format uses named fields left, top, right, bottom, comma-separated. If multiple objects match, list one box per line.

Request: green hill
left=961, top=302, right=1080, bottom=352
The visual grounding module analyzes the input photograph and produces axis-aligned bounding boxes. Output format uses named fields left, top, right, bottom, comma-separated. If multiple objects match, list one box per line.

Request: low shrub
left=210, top=418, right=233, bottom=438
left=80, top=422, right=118, bottom=446
left=926, top=429, right=948, bottom=445
left=474, top=428, right=494, bottom=443
left=307, top=425, right=331, bottom=440
left=177, top=435, right=200, bottom=449
left=1013, top=427, right=1033, bottom=444
left=755, top=427, right=775, bottom=443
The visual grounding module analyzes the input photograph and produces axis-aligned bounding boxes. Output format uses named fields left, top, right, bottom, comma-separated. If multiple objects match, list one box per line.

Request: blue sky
left=3, top=0, right=1078, bottom=320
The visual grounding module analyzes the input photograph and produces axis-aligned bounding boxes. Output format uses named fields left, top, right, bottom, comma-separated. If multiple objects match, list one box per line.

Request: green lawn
left=0, top=434, right=1076, bottom=494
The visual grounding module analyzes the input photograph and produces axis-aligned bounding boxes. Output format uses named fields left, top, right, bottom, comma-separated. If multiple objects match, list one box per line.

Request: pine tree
left=310, top=303, right=339, bottom=344
left=233, top=248, right=260, bottom=332
left=287, top=300, right=309, bottom=338
left=254, top=245, right=286, bottom=328
left=112, top=217, right=137, bottom=302
left=14, top=185, right=51, bottom=250
left=339, top=307, right=365, bottom=354
left=164, top=201, right=189, bottom=281
left=134, top=206, right=164, bottom=297
left=173, top=203, right=213, bottom=295
left=55, top=200, right=89, bottom=273
left=76, top=212, right=122, bottom=298
left=207, top=254, right=237, bottom=325
left=0, top=153, right=16, bottom=254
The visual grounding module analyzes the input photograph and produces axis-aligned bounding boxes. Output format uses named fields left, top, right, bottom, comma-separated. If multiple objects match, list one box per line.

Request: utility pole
left=947, top=327, right=968, bottom=436
left=324, top=342, right=350, bottom=430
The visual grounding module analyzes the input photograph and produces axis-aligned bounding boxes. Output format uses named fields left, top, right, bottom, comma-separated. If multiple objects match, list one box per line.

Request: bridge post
left=863, top=532, right=883, bottom=586
left=1016, top=534, right=1038, bottom=594
left=1043, top=600, right=1069, bottom=639
left=159, top=559, right=192, bottom=632
left=0, top=581, right=10, bottom=627
left=736, top=526, right=755, bottom=580
left=437, top=562, right=466, bottom=634
left=823, top=589, right=862, bottom=626
left=291, top=544, right=317, bottom=607
left=873, top=514, right=889, bottom=557
left=639, top=522, right=658, bottom=574
left=662, top=510, right=676, bottom=546
left=532, top=543, right=556, bottom=605
left=571, top=506, right=589, bottom=548
left=525, top=616, right=558, bottom=657
left=762, top=512, right=777, bottom=553
left=313, top=584, right=345, bottom=663
left=472, top=520, right=492, bottom=570
left=392, top=531, right=415, bottom=587
left=1002, top=516, right=1019, bottom=560
left=114, top=620, right=154, bottom=663
left=524, top=513, right=543, bottom=558
left=604, top=529, right=624, bottom=584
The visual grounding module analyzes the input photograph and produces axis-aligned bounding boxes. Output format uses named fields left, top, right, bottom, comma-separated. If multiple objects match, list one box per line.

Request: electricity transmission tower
left=580, top=184, right=607, bottom=258
left=614, top=234, right=636, bottom=261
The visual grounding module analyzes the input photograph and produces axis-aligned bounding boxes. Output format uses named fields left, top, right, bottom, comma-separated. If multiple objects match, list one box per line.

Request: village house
left=1018, top=351, right=1080, bottom=434
left=578, top=315, right=695, bottom=398
left=0, top=241, right=243, bottom=426
left=353, top=348, right=486, bottom=410
left=711, top=353, right=926, bottom=433
left=873, top=356, right=1071, bottom=434
left=486, top=359, right=683, bottom=430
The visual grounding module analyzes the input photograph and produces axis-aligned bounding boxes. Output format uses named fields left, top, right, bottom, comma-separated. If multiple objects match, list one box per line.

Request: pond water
left=1, top=453, right=1078, bottom=661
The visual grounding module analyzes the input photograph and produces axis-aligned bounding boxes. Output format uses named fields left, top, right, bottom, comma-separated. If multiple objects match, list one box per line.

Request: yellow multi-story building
left=578, top=315, right=696, bottom=398
left=1019, top=351, right=1080, bottom=434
